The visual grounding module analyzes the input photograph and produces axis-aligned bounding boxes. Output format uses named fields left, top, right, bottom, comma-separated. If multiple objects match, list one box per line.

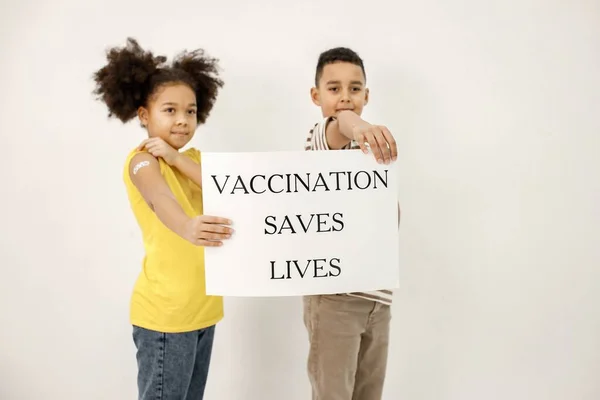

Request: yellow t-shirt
left=122, top=147, right=223, bottom=333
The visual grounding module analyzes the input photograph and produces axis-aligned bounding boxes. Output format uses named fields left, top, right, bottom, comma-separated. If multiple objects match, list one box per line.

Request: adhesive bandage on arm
left=133, top=161, right=150, bottom=175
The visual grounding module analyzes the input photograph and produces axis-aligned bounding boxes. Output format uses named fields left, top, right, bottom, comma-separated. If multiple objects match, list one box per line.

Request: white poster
left=200, top=150, right=400, bottom=297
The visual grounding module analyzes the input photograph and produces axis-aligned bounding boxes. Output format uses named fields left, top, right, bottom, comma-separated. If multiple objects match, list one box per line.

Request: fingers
left=198, top=224, right=234, bottom=242
left=369, top=129, right=387, bottom=163
left=355, top=132, right=369, bottom=154
left=190, top=215, right=234, bottom=247
left=363, top=131, right=380, bottom=160
left=146, top=144, right=162, bottom=157
left=199, top=215, right=232, bottom=225
left=372, top=126, right=392, bottom=164
left=202, top=224, right=234, bottom=235
left=380, top=126, right=398, bottom=162
left=137, top=138, right=151, bottom=151
left=195, top=238, right=224, bottom=247
left=138, top=138, right=167, bottom=159
left=363, top=129, right=386, bottom=164
left=138, top=137, right=162, bottom=151
left=191, top=228, right=231, bottom=247
left=364, top=126, right=396, bottom=164
left=199, top=231, right=231, bottom=241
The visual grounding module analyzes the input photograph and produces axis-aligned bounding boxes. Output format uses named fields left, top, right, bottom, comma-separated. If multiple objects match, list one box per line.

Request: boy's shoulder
left=306, top=117, right=359, bottom=151
left=305, top=117, right=328, bottom=151
left=306, top=116, right=333, bottom=139
left=310, top=116, right=333, bottom=129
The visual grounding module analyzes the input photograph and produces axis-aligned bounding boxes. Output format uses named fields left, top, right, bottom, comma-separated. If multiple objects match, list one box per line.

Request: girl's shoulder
left=181, top=147, right=201, bottom=164
left=122, top=148, right=164, bottom=182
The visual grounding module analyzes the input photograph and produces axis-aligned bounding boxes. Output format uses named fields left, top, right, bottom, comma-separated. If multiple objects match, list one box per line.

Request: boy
left=303, top=47, right=399, bottom=400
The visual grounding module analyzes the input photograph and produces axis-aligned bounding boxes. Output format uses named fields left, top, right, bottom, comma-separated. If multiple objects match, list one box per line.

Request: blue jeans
left=132, top=325, right=216, bottom=400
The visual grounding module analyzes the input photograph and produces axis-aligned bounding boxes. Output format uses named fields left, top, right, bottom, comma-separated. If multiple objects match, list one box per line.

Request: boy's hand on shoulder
left=352, top=123, right=398, bottom=165
left=138, top=138, right=180, bottom=166
left=184, top=215, right=234, bottom=247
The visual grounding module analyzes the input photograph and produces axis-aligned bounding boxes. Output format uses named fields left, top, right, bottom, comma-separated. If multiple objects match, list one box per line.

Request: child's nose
left=175, top=114, right=188, bottom=125
left=340, top=89, right=351, bottom=101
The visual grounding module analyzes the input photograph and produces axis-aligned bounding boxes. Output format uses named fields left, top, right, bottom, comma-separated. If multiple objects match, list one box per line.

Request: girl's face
left=138, top=83, right=198, bottom=150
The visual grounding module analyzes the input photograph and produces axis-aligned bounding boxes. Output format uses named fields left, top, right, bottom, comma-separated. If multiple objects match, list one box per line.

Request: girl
left=92, top=38, right=233, bottom=400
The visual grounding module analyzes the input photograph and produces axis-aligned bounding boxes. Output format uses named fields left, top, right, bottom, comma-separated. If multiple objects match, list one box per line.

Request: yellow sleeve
left=123, top=149, right=147, bottom=182
left=183, top=147, right=201, bottom=164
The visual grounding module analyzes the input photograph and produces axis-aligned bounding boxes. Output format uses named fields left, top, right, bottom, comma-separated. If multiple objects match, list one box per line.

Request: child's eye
left=188, top=109, right=197, bottom=115
left=329, top=87, right=338, bottom=92
left=164, top=108, right=175, bottom=113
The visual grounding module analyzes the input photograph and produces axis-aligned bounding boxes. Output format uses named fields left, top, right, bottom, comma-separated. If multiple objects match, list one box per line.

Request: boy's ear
left=310, top=87, right=321, bottom=106
left=138, top=106, right=149, bottom=127
left=364, top=87, right=370, bottom=106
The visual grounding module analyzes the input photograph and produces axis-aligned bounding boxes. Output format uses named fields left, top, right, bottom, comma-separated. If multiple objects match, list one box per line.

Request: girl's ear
left=138, top=106, right=149, bottom=128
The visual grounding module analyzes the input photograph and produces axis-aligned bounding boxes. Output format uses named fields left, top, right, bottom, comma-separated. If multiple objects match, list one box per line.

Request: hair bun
left=93, top=38, right=166, bottom=123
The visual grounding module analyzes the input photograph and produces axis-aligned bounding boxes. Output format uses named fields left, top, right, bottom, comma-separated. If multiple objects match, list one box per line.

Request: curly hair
left=92, top=38, right=224, bottom=125
left=315, top=47, right=366, bottom=87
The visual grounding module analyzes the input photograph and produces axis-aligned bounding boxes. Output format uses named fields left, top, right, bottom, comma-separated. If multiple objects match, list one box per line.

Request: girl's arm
left=173, top=154, right=203, bottom=188
left=138, top=138, right=203, bottom=188
left=129, top=153, right=233, bottom=246
left=129, top=153, right=194, bottom=238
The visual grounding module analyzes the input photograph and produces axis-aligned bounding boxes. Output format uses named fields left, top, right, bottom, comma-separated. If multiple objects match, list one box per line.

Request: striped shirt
left=304, top=117, right=393, bottom=306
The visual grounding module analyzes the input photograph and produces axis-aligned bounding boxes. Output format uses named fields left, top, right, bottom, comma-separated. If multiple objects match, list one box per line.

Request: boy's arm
left=321, top=110, right=363, bottom=149
left=307, top=120, right=402, bottom=228
left=325, top=110, right=398, bottom=164
left=129, top=153, right=231, bottom=246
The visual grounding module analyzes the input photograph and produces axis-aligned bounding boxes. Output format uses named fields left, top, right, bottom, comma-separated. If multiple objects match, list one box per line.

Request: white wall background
left=1, top=0, right=599, bottom=399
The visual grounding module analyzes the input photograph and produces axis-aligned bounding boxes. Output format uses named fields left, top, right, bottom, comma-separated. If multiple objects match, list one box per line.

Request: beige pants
left=303, top=294, right=391, bottom=400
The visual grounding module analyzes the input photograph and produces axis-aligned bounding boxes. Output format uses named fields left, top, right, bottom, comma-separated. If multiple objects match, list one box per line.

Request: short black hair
left=92, top=37, right=224, bottom=125
left=314, top=47, right=366, bottom=86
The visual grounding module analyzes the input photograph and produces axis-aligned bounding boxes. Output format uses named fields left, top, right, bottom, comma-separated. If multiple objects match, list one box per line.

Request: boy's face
left=311, top=61, right=369, bottom=118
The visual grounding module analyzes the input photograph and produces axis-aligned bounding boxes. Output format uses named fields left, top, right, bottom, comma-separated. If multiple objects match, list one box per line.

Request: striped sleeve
left=305, top=117, right=332, bottom=151
left=305, top=117, right=359, bottom=151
